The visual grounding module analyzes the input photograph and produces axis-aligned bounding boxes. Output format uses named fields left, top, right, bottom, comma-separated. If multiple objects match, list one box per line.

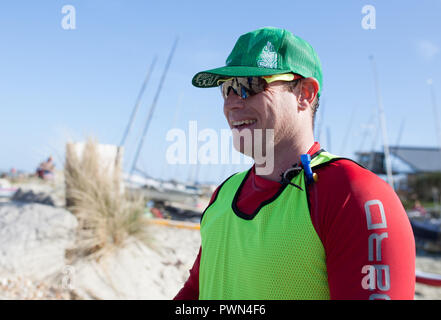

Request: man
left=175, top=27, right=415, bottom=300
left=37, top=156, right=55, bottom=180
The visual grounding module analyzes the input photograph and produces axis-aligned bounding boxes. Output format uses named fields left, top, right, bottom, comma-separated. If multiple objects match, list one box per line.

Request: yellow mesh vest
left=199, top=151, right=338, bottom=300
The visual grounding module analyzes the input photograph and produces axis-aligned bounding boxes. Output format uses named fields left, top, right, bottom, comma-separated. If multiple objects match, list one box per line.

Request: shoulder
left=207, top=169, right=250, bottom=206
left=315, top=158, right=393, bottom=196
left=313, top=157, right=404, bottom=222
left=311, top=157, right=412, bottom=258
left=310, top=159, right=415, bottom=299
left=309, top=158, right=407, bottom=251
left=316, top=158, right=377, bottom=180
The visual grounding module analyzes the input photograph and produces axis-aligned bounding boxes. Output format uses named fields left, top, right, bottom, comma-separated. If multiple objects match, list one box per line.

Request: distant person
left=37, top=156, right=55, bottom=180
left=413, top=200, right=427, bottom=216
left=9, top=168, right=17, bottom=178
left=175, top=27, right=415, bottom=300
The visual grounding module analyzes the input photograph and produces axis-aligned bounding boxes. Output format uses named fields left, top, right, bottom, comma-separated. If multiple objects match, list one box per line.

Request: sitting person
left=37, top=156, right=55, bottom=180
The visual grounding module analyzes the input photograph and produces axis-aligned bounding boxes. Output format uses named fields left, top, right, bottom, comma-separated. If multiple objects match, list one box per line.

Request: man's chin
left=232, top=141, right=254, bottom=158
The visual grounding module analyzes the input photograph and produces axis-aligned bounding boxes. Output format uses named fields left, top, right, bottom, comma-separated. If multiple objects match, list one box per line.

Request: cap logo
left=193, top=73, right=220, bottom=87
left=257, top=41, right=278, bottom=69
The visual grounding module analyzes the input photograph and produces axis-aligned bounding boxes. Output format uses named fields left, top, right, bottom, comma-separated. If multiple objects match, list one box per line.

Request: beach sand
left=415, top=254, right=441, bottom=300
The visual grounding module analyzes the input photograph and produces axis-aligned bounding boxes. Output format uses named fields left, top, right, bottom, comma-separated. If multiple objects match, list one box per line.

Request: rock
left=69, top=224, right=200, bottom=300
left=11, top=188, right=55, bottom=206
left=0, top=201, right=201, bottom=300
left=0, top=202, right=78, bottom=280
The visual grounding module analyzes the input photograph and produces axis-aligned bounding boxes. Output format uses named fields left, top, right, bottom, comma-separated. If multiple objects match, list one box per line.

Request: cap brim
left=192, top=66, right=292, bottom=88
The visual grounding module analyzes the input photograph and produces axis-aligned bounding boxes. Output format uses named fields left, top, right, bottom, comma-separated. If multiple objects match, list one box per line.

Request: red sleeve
left=174, top=247, right=201, bottom=300
left=309, top=160, right=416, bottom=300
left=173, top=186, right=220, bottom=300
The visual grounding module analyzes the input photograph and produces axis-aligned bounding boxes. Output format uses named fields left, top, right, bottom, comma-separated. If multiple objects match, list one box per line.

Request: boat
left=0, top=188, right=17, bottom=199
left=0, top=179, right=17, bottom=200
left=416, top=270, right=441, bottom=287
left=125, top=174, right=203, bottom=207
left=409, top=217, right=441, bottom=242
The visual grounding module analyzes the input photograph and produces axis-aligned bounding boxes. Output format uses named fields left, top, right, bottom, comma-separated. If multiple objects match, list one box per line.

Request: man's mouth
left=231, top=119, right=257, bottom=129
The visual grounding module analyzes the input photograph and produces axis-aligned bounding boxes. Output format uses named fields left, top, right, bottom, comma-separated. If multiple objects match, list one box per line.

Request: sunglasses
left=220, top=77, right=267, bottom=100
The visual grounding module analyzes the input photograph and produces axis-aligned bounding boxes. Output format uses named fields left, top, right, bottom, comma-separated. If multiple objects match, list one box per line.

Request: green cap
left=192, top=27, right=323, bottom=96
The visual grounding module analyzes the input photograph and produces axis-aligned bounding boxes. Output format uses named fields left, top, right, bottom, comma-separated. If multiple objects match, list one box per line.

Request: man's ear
left=298, top=77, right=319, bottom=110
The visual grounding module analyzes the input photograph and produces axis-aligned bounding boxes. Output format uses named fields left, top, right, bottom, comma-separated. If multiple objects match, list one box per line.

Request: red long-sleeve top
left=174, top=142, right=415, bottom=300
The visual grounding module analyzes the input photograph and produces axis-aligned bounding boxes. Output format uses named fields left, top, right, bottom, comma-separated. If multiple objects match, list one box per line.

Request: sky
left=0, top=0, right=440, bottom=184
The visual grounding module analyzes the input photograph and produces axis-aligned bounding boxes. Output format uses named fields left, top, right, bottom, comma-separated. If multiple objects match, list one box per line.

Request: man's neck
left=255, top=137, right=315, bottom=182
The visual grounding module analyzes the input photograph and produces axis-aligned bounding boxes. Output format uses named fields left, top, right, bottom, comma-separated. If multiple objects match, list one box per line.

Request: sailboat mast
left=428, top=79, right=441, bottom=149
left=130, top=37, right=179, bottom=177
left=120, top=56, right=158, bottom=148
left=326, top=126, right=332, bottom=152
left=369, top=55, right=394, bottom=189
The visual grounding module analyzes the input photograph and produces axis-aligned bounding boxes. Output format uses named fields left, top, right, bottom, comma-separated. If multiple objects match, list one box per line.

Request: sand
left=415, top=254, right=441, bottom=299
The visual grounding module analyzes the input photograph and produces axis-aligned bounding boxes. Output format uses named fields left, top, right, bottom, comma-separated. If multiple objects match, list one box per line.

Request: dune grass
left=64, top=138, right=150, bottom=260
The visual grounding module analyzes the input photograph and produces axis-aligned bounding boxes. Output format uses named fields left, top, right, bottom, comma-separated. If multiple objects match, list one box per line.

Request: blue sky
left=0, top=0, right=440, bottom=184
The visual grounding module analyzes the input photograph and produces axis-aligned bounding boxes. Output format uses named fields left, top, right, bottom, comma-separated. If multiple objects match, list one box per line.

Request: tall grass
left=65, top=138, right=150, bottom=260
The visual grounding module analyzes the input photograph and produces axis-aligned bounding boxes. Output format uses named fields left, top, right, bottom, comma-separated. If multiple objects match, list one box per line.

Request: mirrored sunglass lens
left=222, top=84, right=234, bottom=99
left=241, top=86, right=248, bottom=99
left=221, top=77, right=265, bottom=99
left=238, top=77, right=265, bottom=96
left=221, top=82, right=231, bottom=99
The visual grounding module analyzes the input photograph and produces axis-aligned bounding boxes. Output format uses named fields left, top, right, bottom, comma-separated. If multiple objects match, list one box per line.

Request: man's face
left=223, top=80, right=300, bottom=157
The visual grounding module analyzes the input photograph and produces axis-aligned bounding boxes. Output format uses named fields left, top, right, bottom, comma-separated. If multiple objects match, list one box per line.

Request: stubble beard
left=232, top=127, right=275, bottom=176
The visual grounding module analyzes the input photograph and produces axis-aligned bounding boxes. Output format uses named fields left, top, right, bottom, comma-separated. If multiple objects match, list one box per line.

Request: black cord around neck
left=279, top=165, right=303, bottom=191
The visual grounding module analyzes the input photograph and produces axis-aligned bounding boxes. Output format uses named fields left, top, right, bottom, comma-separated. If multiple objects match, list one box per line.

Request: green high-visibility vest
left=199, top=151, right=340, bottom=300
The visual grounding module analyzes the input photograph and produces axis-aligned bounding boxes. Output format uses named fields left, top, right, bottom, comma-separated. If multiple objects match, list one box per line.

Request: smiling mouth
left=231, top=119, right=257, bottom=129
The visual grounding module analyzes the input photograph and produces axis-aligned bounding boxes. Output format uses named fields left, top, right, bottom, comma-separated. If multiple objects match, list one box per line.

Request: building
left=356, top=146, right=441, bottom=174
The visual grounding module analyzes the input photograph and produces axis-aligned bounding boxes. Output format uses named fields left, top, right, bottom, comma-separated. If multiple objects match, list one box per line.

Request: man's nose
left=224, top=93, right=246, bottom=112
